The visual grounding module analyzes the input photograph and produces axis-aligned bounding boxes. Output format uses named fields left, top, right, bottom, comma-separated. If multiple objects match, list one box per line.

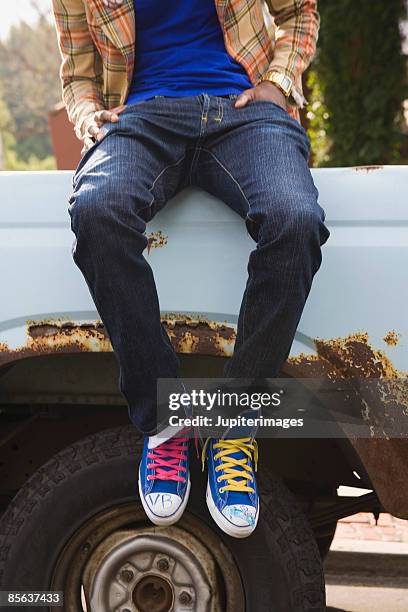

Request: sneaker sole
left=138, top=467, right=191, bottom=527
left=206, top=481, right=259, bottom=539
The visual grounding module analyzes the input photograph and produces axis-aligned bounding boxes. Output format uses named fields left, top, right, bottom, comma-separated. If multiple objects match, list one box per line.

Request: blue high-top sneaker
left=139, top=435, right=190, bottom=526
left=203, top=437, right=259, bottom=538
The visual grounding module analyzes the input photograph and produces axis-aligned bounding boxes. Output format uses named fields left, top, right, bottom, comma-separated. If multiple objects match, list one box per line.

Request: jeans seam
left=189, top=94, right=210, bottom=185
left=215, top=97, right=224, bottom=123
left=239, top=286, right=249, bottom=343
left=144, top=154, right=187, bottom=212
left=198, top=147, right=251, bottom=212
left=198, top=147, right=252, bottom=340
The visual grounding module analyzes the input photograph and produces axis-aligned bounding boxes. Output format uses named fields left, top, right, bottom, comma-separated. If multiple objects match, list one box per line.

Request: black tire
left=0, top=426, right=325, bottom=611
left=315, top=523, right=337, bottom=560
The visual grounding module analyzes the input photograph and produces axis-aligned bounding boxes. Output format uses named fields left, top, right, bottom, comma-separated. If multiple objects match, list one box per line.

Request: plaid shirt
left=52, top=0, right=320, bottom=143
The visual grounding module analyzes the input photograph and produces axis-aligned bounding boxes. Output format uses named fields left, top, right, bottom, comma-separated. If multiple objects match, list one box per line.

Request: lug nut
left=120, top=569, right=134, bottom=583
left=157, top=558, right=169, bottom=572
left=179, top=591, right=192, bottom=605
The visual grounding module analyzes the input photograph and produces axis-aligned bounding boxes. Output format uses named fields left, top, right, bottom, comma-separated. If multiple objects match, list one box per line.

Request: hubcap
left=133, top=575, right=173, bottom=612
left=86, top=529, right=211, bottom=611
left=50, top=503, right=244, bottom=612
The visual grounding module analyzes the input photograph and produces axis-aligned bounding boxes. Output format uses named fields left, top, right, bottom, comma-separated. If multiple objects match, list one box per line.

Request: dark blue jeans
left=69, top=94, right=330, bottom=433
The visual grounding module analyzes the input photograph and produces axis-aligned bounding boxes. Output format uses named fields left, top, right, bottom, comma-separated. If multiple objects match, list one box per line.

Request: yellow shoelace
left=202, top=437, right=258, bottom=494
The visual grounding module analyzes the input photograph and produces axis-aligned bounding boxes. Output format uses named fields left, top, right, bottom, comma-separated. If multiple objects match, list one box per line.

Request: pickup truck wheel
left=315, top=522, right=338, bottom=560
left=0, top=426, right=325, bottom=611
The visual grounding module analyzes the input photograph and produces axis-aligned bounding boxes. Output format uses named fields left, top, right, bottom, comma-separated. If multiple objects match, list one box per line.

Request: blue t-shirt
left=127, top=0, right=252, bottom=105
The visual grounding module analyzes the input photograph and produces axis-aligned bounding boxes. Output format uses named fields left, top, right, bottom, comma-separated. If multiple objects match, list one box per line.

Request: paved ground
left=326, top=584, right=408, bottom=612
left=325, top=535, right=408, bottom=611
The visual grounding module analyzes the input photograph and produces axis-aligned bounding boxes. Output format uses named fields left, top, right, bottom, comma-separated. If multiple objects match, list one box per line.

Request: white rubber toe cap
left=145, top=493, right=183, bottom=518
left=206, top=482, right=259, bottom=538
left=222, top=504, right=258, bottom=528
left=138, top=467, right=191, bottom=527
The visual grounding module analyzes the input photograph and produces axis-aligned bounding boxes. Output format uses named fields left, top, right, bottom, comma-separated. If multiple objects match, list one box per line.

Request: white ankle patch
left=147, top=423, right=185, bottom=449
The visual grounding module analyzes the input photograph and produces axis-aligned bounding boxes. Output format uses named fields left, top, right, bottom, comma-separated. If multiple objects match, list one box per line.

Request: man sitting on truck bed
left=52, top=0, right=329, bottom=538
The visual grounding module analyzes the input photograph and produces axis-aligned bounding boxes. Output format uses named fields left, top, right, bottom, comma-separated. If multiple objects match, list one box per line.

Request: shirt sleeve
left=264, top=0, right=320, bottom=107
left=51, top=0, right=105, bottom=142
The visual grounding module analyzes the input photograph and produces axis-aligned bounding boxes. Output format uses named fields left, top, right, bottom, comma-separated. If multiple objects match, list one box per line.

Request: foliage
left=305, top=69, right=331, bottom=166
left=0, top=94, right=13, bottom=132
left=0, top=1, right=407, bottom=169
left=0, top=11, right=61, bottom=165
left=307, top=0, right=408, bottom=166
left=3, top=137, right=56, bottom=170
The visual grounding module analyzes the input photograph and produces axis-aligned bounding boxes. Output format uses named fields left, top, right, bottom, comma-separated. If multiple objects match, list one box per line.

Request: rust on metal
left=0, top=321, right=111, bottom=367
left=286, top=332, right=408, bottom=436
left=286, top=331, right=405, bottom=379
left=285, top=331, right=408, bottom=434
left=0, top=320, right=405, bottom=378
left=383, top=330, right=400, bottom=347
left=0, top=321, right=404, bottom=375
left=1, top=321, right=407, bottom=517
left=352, top=165, right=384, bottom=172
left=286, top=331, right=408, bottom=519
left=162, top=313, right=236, bottom=357
left=146, top=230, right=168, bottom=254
left=0, top=315, right=236, bottom=367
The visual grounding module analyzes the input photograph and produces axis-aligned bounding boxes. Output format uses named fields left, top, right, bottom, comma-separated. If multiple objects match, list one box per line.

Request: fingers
left=102, top=0, right=124, bottom=8
left=110, top=104, right=127, bottom=115
left=235, top=90, right=254, bottom=108
left=94, top=105, right=126, bottom=126
left=93, top=110, right=114, bottom=126
left=94, top=110, right=113, bottom=126
left=88, top=122, right=101, bottom=141
left=83, top=136, right=95, bottom=150
left=95, top=130, right=106, bottom=142
left=85, top=104, right=127, bottom=146
left=235, top=85, right=289, bottom=111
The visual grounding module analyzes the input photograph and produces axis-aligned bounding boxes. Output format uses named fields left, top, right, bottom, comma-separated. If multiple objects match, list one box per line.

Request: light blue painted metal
left=0, top=167, right=407, bottom=369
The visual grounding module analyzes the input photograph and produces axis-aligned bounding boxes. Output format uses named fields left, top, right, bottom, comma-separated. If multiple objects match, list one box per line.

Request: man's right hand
left=83, top=105, right=126, bottom=149
left=102, top=0, right=124, bottom=8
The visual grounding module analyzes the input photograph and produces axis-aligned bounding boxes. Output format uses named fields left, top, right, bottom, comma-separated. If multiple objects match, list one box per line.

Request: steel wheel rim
left=50, top=502, right=244, bottom=612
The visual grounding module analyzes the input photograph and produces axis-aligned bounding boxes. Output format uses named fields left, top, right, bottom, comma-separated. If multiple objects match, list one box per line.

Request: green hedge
left=307, top=0, right=408, bottom=166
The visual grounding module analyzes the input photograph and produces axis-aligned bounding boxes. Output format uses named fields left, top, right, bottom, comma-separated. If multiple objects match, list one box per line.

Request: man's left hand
left=235, top=82, right=288, bottom=111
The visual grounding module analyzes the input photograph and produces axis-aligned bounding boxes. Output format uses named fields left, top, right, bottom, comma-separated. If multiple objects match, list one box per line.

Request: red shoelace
left=147, top=437, right=188, bottom=482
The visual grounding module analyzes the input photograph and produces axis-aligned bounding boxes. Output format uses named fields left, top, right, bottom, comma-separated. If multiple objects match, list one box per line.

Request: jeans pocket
left=98, top=122, right=112, bottom=139
left=250, top=99, right=289, bottom=114
left=73, top=120, right=115, bottom=180
left=72, top=138, right=100, bottom=189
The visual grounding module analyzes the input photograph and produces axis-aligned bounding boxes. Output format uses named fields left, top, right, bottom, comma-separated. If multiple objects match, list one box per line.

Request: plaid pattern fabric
left=52, top=0, right=320, bottom=141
